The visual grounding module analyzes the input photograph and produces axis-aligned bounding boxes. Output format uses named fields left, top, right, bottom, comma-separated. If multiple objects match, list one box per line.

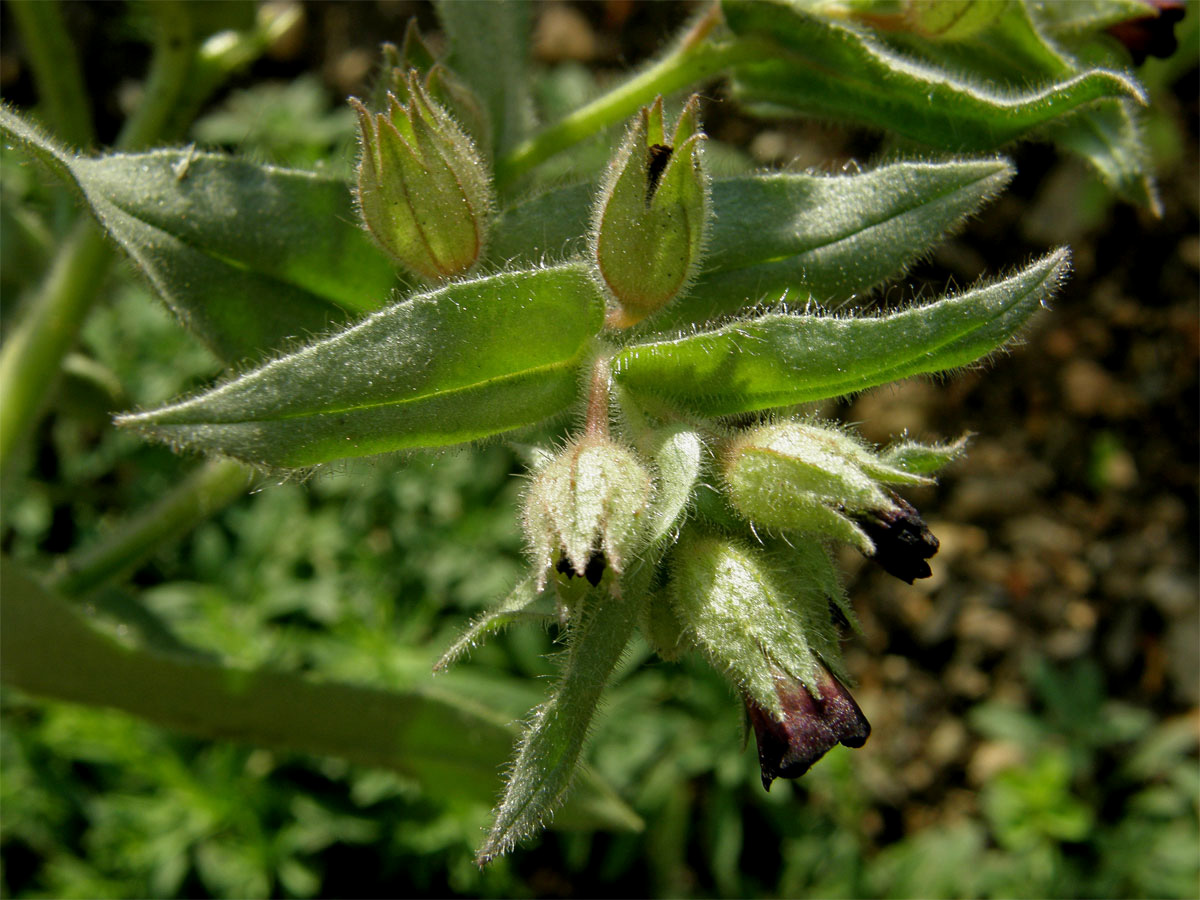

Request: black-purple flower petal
left=851, top=493, right=939, bottom=584
left=746, top=666, right=871, bottom=790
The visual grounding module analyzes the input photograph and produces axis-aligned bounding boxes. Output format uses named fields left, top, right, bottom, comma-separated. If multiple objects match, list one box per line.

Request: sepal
left=591, top=96, right=710, bottom=327
left=353, top=72, right=494, bottom=280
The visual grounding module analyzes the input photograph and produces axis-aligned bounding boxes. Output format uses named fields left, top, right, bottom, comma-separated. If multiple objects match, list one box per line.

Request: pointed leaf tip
left=613, top=248, right=1071, bottom=417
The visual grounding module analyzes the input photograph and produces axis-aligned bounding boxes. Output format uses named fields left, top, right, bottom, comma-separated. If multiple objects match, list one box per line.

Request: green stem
left=0, top=219, right=112, bottom=478
left=159, top=3, right=305, bottom=142
left=7, top=0, right=94, bottom=148
left=494, top=7, right=753, bottom=189
left=114, top=0, right=197, bottom=150
left=51, top=458, right=257, bottom=598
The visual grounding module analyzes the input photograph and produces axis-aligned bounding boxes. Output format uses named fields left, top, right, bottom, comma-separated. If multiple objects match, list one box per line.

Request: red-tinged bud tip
left=746, top=666, right=871, bottom=790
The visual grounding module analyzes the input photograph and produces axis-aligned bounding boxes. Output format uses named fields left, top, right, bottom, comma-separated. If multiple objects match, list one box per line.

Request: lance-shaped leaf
left=612, top=249, right=1070, bottom=417
left=477, top=587, right=635, bottom=864
left=491, top=160, right=1014, bottom=324
left=0, top=560, right=639, bottom=832
left=875, top=4, right=1162, bottom=212
left=0, top=105, right=398, bottom=362
left=721, top=0, right=1145, bottom=152
left=1048, top=95, right=1161, bottom=215
left=667, top=159, right=1015, bottom=326
left=117, top=265, right=604, bottom=468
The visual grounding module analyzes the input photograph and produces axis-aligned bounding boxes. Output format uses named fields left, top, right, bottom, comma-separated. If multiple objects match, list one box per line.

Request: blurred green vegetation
left=2, top=1, right=1197, bottom=897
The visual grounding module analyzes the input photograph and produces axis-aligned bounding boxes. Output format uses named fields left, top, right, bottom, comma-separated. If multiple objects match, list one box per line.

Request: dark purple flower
left=850, top=492, right=939, bottom=584
left=745, top=665, right=871, bottom=790
left=1106, top=1, right=1186, bottom=65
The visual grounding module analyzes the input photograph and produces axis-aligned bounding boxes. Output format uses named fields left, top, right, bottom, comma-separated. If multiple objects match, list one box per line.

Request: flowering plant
left=1, top=0, right=1180, bottom=865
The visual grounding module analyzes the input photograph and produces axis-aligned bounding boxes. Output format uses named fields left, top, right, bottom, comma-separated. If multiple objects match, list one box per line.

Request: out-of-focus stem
left=7, top=0, right=94, bottom=148
left=495, top=4, right=756, bottom=188
left=51, top=458, right=257, bottom=598
left=0, top=219, right=112, bottom=478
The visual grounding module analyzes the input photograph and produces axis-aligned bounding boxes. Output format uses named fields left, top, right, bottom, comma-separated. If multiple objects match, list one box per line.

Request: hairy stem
left=585, top=353, right=614, bottom=438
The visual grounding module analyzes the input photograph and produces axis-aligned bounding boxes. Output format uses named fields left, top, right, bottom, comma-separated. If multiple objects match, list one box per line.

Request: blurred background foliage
left=1, top=1, right=1197, bottom=897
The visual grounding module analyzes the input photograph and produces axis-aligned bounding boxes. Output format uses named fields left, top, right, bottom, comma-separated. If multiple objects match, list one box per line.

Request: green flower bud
left=722, top=420, right=947, bottom=569
left=523, top=435, right=653, bottom=587
left=370, top=25, right=489, bottom=148
left=669, top=530, right=843, bottom=718
left=669, top=529, right=866, bottom=784
left=352, top=71, right=494, bottom=281
left=591, top=95, right=710, bottom=328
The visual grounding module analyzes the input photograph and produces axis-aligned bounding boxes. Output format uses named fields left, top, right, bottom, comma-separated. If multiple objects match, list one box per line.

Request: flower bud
left=369, top=25, right=489, bottom=149
left=352, top=71, right=494, bottom=281
left=848, top=491, right=939, bottom=583
left=745, top=663, right=870, bottom=790
left=721, top=420, right=943, bottom=578
left=523, top=435, right=653, bottom=587
left=591, top=95, right=710, bottom=327
left=670, top=530, right=837, bottom=717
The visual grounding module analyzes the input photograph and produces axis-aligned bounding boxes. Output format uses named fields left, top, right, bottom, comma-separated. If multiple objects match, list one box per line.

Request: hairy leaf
left=118, top=265, right=604, bottom=467
left=879, top=3, right=1161, bottom=211
left=722, top=0, right=1145, bottom=152
left=434, top=575, right=556, bottom=672
left=612, top=249, right=1070, bottom=417
left=666, top=159, right=1016, bottom=326
left=491, top=160, right=1014, bottom=324
left=643, top=425, right=705, bottom=546
left=0, top=105, right=397, bottom=361
left=477, top=587, right=635, bottom=864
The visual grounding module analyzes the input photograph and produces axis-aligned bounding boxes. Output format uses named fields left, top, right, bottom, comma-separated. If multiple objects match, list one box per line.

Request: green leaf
left=1031, top=0, right=1158, bottom=35
left=612, top=249, right=1070, bottom=417
left=1050, top=100, right=1161, bottom=214
left=117, top=265, right=605, bottom=468
left=433, top=575, right=556, bottom=673
left=643, top=425, right=704, bottom=546
left=880, top=434, right=971, bottom=475
left=437, top=0, right=534, bottom=157
left=487, top=180, right=592, bottom=265
left=879, top=5, right=1161, bottom=212
left=668, top=159, right=1016, bottom=326
left=0, top=559, right=639, bottom=831
left=491, top=160, right=1014, bottom=325
left=477, top=587, right=635, bottom=863
left=721, top=0, right=1145, bottom=151
left=0, top=104, right=398, bottom=361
